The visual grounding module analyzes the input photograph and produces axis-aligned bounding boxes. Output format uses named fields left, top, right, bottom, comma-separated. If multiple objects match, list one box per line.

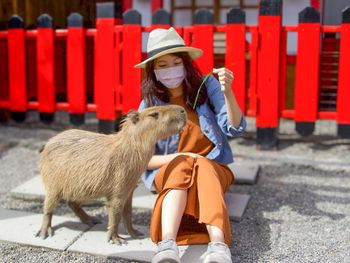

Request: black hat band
left=147, top=44, right=186, bottom=58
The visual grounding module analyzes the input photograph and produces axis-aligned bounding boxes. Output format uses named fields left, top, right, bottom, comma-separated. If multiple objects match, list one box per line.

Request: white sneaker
left=203, top=242, right=232, bottom=263
left=151, top=239, right=181, bottom=263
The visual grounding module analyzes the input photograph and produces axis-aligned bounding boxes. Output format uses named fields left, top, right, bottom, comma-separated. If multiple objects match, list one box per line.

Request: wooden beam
left=151, top=0, right=163, bottom=13
left=310, top=0, right=321, bottom=11
left=123, top=0, right=132, bottom=12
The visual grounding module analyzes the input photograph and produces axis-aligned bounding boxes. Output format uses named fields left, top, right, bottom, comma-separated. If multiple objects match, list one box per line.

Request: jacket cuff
left=227, top=115, right=247, bottom=135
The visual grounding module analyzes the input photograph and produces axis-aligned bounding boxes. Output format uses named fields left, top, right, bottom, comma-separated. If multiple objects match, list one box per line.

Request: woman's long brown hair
left=141, top=52, right=208, bottom=108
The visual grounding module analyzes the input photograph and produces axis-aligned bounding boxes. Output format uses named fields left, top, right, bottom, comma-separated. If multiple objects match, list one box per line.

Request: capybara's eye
left=148, top=112, right=159, bottom=119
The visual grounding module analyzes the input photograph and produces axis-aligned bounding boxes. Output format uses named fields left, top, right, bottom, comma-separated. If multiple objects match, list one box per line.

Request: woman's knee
left=163, top=189, right=187, bottom=203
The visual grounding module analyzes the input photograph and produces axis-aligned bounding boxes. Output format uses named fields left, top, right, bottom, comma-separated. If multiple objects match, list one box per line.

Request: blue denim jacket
left=138, top=76, right=247, bottom=190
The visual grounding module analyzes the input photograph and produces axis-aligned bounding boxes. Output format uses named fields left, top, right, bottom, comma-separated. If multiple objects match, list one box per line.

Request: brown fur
left=36, top=105, right=187, bottom=244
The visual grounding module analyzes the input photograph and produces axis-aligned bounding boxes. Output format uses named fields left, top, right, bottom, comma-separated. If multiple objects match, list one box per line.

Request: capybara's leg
left=122, top=191, right=143, bottom=238
left=67, top=201, right=101, bottom=226
left=107, top=198, right=126, bottom=245
left=36, top=193, right=60, bottom=239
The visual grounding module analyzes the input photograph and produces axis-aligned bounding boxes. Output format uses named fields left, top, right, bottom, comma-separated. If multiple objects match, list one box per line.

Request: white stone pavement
left=1, top=162, right=259, bottom=262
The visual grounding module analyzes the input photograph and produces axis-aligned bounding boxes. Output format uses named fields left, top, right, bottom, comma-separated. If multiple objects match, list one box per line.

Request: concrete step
left=229, top=161, right=260, bottom=185
left=6, top=163, right=252, bottom=262
left=11, top=175, right=250, bottom=222
left=10, top=161, right=258, bottom=202
left=0, top=207, right=217, bottom=262
left=0, top=207, right=90, bottom=251
left=67, top=220, right=210, bottom=263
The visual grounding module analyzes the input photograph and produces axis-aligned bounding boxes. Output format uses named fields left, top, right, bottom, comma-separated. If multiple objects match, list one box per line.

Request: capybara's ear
left=148, top=112, right=159, bottom=119
left=127, top=110, right=139, bottom=124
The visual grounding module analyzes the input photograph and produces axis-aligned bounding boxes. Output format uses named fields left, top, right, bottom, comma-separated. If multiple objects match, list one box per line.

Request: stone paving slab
left=10, top=175, right=44, bottom=201
left=224, top=193, right=250, bottom=222
left=68, top=221, right=208, bottom=263
left=10, top=160, right=258, bottom=202
left=229, top=161, right=260, bottom=185
left=68, top=223, right=155, bottom=262
left=10, top=176, right=250, bottom=221
left=0, top=207, right=90, bottom=251
left=10, top=175, right=157, bottom=209
left=0, top=207, right=209, bottom=262
left=11, top=175, right=156, bottom=207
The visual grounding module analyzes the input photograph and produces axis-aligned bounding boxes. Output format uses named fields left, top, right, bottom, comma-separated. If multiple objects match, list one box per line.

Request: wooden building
left=0, top=0, right=122, bottom=29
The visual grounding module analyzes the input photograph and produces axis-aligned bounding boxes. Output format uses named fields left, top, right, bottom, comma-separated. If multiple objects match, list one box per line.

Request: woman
left=135, top=27, right=246, bottom=263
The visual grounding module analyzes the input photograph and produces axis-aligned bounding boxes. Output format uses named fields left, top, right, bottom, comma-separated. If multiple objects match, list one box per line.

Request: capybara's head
left=122, top=105, right=187, bottom=140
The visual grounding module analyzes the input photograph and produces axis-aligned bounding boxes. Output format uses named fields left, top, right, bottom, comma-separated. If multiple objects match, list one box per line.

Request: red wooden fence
left=0, top=0, right=350, bottom=147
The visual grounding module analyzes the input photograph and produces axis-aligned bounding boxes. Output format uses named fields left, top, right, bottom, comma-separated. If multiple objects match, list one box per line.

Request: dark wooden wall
left=0, top=0, right=122, bottom=29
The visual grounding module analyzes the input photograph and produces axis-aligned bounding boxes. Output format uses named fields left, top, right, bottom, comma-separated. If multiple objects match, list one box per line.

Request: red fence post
left=279, top=27, right=287, bottom=115
left=256, top=0, right=282, bottom=149
left=122, top=9, right=142, bottom=114
left=67, top=13, right=86, bottom=126
left=37, top=14, right=55, bottom=124
left=294, top=7, right=320, bottom=136
left=152, top=8, right=171, bottom=27
left=95, top=2, right=117, bottom=133
left=247, top=26, right=259, bottom=117
left=8, top=15, right=27, bottom=122
left=226, top=8, right=246, bottom=114
left=0, top=31, right=8, bottom=108
left=192, top=10, right=214, bottom=75
left=337, top=7, right=350, bottom=138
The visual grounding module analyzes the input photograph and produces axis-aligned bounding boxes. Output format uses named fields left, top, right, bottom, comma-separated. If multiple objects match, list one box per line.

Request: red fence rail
left=0, top=1, right=350, bottom=146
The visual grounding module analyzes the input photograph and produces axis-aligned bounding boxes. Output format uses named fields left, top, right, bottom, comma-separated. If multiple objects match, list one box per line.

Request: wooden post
left=337, top=7, right=350, bottom=138
left=226, top=8, right=246, bottom=113
left=37, top=14, right=55, bottom=124
left=122, top=9, right=142, bottom=114
left=8, top=15, right=27, bottom=122
left=95, top=2, right=117, bottom=133
left=67, top=13, right=86, bottom=126
left=193, top=9, right=214, bottom=75
left=294, top=7, right=320, bottom=136
left=256, top=0, right=282, bottom=149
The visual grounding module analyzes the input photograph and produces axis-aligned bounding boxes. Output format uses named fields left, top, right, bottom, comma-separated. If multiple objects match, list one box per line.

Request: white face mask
left=154, top=65, right=185, bottom=89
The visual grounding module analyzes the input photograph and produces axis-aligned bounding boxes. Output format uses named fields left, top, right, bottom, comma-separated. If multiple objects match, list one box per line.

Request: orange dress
left=150, top=95, right=235, bottom=245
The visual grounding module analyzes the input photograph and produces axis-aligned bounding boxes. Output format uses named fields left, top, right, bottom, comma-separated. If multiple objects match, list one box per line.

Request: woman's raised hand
left=212, top=68, right=234, bottom=95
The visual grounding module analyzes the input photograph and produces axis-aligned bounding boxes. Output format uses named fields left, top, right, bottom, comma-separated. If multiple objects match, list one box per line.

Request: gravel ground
left=0, top=114, right=349, bottom=263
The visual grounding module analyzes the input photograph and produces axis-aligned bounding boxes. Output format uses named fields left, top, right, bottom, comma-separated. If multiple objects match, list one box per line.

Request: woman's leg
left=161, top=189, right=187, bottom=240
left=206, top=224, right=225, bottom=243
left=195, top=157, right=232, bottom=245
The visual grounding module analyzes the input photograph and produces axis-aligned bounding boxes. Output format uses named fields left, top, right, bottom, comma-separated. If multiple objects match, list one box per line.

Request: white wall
left=132, top=0, right=151, bottom=25
left=283, top=0, right=310, bottom=54
left=132, top=0, right=151, bottom=52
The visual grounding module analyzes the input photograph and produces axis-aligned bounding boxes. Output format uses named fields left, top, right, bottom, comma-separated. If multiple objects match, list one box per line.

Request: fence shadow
left=236, top=131, right=350, bottom=152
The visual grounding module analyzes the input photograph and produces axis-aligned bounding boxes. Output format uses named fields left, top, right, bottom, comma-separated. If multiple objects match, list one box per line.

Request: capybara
left=36, top=105, right=187, bottom=244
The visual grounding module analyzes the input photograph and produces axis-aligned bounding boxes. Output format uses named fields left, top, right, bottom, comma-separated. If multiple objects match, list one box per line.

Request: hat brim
left=134, top=46, right=203, bottom=68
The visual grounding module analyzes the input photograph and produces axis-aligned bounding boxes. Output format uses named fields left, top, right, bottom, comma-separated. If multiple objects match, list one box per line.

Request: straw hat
left=134, top=27, right=203, bottom=68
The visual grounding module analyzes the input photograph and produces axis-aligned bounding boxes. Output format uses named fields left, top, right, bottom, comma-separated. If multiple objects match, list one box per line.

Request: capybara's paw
left=108, top=234, right=127, bottom=245
left=129, top=228, right=144, bottom=238
left=35, top=227, right=53, bottom=239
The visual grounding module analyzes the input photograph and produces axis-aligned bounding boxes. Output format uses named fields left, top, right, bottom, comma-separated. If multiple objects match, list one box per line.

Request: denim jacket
left=138, top=76, right=247, bottom=190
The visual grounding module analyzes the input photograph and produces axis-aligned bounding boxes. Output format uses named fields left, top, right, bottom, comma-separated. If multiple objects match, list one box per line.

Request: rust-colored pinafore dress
left=149, top=95, right=235, bottom=246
